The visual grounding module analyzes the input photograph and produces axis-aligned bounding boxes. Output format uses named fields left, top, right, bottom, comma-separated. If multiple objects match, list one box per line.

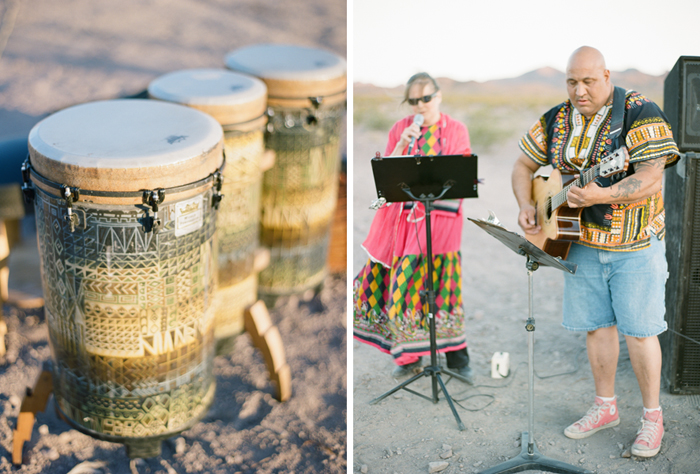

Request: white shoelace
left=577, top=403, right=607, bottom=428
left=635, top=416, right=661, bottom=445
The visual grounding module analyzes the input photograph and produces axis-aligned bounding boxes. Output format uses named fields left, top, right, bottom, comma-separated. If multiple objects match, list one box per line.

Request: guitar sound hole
left=545, top=199, right=552, bottom=220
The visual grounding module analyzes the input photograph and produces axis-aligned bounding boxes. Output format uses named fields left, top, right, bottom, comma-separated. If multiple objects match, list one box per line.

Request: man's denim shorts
left=562, top=237, right=668, bottom=338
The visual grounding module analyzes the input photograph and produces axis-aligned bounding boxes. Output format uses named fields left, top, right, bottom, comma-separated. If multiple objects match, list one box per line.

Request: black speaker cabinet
left=664, top=56, right=700, bottom=152
left=662, top=57, right=700, bottom=394
left=662, top=153, right=700, bottom=394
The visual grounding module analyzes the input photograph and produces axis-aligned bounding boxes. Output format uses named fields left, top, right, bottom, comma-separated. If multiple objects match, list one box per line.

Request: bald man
left=512, top=46, right=679, bottom=458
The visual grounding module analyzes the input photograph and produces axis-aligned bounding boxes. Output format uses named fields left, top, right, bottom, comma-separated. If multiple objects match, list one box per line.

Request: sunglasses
left=407, top=91, right=438, bottom=106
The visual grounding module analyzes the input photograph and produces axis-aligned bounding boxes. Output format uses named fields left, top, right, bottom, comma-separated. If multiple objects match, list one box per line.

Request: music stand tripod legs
left=467, top=216, right=590, bottom=474
left=369, top=186, right=471, bottom=431
left=477, top=256, right=591, bottom=474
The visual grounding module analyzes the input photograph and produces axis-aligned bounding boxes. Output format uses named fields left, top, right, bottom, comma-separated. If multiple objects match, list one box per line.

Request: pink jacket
left=362, top=113, right=471, bottom=266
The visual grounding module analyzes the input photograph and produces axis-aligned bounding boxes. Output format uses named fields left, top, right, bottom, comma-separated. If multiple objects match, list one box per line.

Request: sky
left=352, top=0, right=700, bottom=87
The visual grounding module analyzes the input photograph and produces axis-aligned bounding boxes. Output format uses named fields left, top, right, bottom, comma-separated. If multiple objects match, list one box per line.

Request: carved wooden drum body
left=149, top=69, right=267, bottom=349
left=24, top=99, right=224, bottom=458
left=225, top=44, right=346, bottom=298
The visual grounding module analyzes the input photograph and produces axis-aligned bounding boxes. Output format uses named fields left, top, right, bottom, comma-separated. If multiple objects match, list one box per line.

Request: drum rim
left=148, top=68, right=267, bottom=106
left=224, top=44, right=347, bottom=81
left=24, top=153, right=226, bottom=198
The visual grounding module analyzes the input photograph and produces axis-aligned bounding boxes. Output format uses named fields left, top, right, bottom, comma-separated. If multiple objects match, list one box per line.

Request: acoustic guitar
left=527, top=146, right=630, bottom=259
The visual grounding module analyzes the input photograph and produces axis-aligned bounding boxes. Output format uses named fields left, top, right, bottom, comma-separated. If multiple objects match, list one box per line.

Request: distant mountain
left=355, top=67, right=667, bottom=102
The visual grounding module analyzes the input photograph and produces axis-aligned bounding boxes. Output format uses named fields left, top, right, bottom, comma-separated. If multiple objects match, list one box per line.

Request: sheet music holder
left=367, top=152, right=478, bottom=431
left=469, top=213, right=576, bottom=274
left=371, top=153, right=478, bottom=202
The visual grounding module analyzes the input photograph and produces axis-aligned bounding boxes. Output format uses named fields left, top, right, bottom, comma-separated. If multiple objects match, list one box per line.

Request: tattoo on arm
left=610, top=177, right=642, bottom=200
left=634, top=157, right=665, bottom=173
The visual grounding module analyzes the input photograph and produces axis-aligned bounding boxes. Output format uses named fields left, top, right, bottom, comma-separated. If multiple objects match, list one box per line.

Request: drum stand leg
left=12, top=365, right=53, bottom=465
left=245, top=300, right=292, bottom=402
left=477, top=259, right=592, bottom=474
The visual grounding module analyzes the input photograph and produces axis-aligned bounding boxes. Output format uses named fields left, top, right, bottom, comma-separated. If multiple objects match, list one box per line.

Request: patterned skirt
left=353, top=251, right=466, bottom=365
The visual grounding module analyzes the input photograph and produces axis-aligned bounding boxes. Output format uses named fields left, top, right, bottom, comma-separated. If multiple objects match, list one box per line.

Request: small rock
left=617, top=443, right=624, bottom=450
left=473, top=460, right=483, bottom=467
left=621, top=447, right=632, bottom=458
left=66, top=461, right=107, bottom=474
left=38, top=424, right=49, bottom=435
left=579, top=458, right=585, bottom=464
left=609, top=455, right=615, bottom=459
left=360, top=465, right=368, bottom=474
left=442, top=444, right=451, bottom=451
left=45, top=448, right=60, bottom=461
left=429, top=461, right=449, bottom=473
left=175, top=437, right=186, bottom=455
left=396, top=449, right=402, bottom=455
left=440, top=449, right=452, bottom=459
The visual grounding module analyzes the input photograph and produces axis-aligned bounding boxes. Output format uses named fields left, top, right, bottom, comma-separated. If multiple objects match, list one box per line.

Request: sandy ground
left=352, top=126, right=700, bottom=474
left=0, top=1, right=347, bottom=473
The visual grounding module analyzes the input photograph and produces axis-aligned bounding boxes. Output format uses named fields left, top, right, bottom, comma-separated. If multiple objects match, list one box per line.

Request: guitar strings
left=533, top=166, right=599, bottom=219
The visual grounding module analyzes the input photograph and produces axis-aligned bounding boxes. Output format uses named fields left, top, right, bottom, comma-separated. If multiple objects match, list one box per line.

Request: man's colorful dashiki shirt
left=519, top=90, right=679, bottom=251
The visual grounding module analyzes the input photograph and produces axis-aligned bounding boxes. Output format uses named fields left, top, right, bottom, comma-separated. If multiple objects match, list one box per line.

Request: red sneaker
left=631, top=410, right=664, bottom=457
left=564, top=397, right=620, bottom=439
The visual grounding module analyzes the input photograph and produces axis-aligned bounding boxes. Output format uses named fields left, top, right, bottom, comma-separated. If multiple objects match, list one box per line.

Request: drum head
left=28, top=99, right=223, bottom=192
left=224, top=44, right=346, bottom=105
left=148, top=69, right=267, bottom=126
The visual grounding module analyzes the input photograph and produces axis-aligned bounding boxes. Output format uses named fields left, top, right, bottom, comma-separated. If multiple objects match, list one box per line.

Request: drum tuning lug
left=152, top=218, right=163, bottom=234
left=213, top=171, right=223, bottom=192
left=306, top=114, right=318, bottom=126
left=142, top=189, right=165, bottom=234
left=21, top=183, right=35, bottom=203
left=211, top=171, right=224, bottom=209
left=284, top=115, right=295, bottom=128
left=143, top=189, right=165, bottom=213
left=21, top=158, right=35, bottom=202
left=266, top=107, right=275, bottom=117
left=61, top=185, right=80, bottom=232
left=309, top=96, right=323, bottom=108
left=141, top=213, right=162, bottom=234
left=212, top=192, right=224, bottom=210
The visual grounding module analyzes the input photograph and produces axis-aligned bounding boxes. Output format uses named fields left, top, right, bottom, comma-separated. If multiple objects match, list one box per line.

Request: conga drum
left=225, top=44, right=346, bottom=299
left=23, top=99, right=224, bottom=458
left=148, top=69, right=267, bottom=352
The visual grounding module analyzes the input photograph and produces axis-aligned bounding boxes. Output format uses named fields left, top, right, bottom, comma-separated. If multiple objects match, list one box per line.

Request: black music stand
left=468, top=214, right=592, bottom=474
left=368, top=153, right=478, bottom=431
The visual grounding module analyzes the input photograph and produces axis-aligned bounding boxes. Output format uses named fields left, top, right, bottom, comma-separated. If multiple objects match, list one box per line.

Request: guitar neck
left=550, top=165, right=600, bottom=210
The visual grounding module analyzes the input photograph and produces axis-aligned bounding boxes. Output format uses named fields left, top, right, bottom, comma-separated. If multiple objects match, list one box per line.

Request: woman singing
left=353, top=72, right=473, bottom=381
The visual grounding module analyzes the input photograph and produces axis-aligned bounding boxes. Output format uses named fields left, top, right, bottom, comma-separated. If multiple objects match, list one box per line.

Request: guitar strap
left=606, top=86, right=628, bottom=186
left=608, top=86, right=626, bottom=148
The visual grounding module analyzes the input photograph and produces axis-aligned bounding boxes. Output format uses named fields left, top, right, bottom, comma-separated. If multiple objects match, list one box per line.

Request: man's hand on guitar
left=517, top=204, right=541, bottom=235
left=566, top=177, right=604, bottom=208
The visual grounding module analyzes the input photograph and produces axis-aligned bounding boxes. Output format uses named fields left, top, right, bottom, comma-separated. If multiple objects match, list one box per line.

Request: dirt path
left=352, top=127, right=700, bottom=474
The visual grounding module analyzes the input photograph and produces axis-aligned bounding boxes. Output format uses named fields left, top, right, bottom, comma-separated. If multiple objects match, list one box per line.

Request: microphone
left=407, top=114, right=424, bottom=154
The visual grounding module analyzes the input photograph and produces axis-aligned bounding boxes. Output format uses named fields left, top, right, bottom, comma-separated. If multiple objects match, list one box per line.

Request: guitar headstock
left=599, top=146, right=630, bottom=177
